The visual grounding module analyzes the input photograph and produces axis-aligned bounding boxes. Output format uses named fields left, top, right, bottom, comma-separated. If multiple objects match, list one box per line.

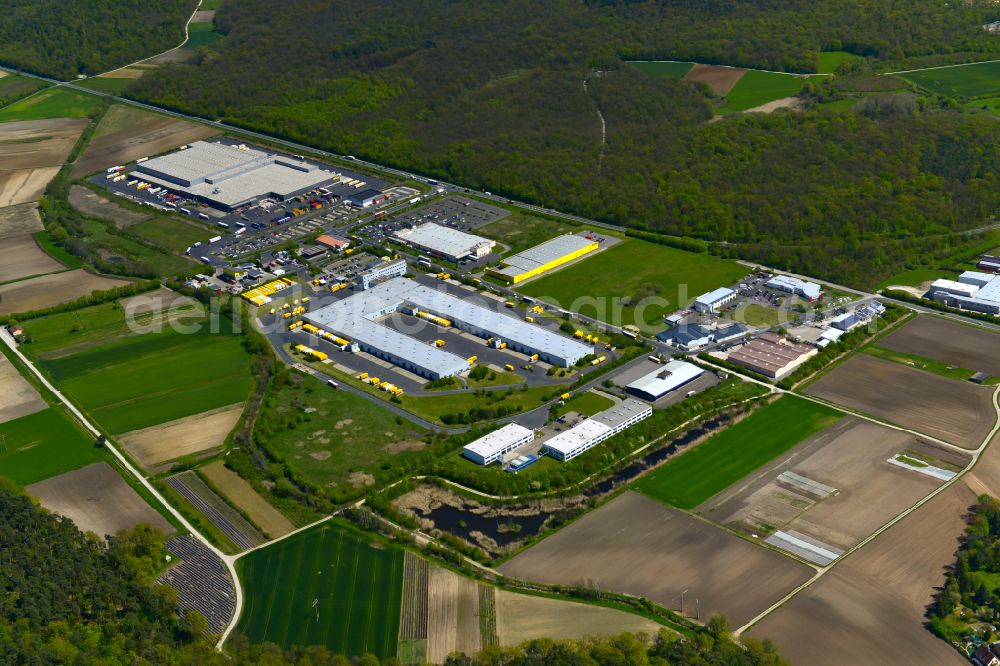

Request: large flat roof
left=590, top=398, right=652, bottom=429
left=695, top=287, right=736, bottom=306
left=463, top=423, right=534, bottom=459
left=305, top=277, right=592, bottom=375
left=394, top=223, right=493, bottom=258
left=766, top=275, right=822, bottom=300
left=136, top=141, right=335, bottom=207
left=498, top=234, right=597, bottom=276
left=626, top=360, right=704, bottom=399
left=543, top=419, right=611, bottom=457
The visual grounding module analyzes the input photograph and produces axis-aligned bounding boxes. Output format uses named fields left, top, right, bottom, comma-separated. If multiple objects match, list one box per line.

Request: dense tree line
left=0, top=0, right=196, bottom=79
left=126, top=0, right=1000, bottom=288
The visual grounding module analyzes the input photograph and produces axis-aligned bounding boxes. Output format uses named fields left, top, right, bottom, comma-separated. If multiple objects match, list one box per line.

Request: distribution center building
left=134, top=141, right=336, bottom=211
left=489, top=234, right=599, bottom=284
left=462, top=423, right=535, bottom=465
left=304, top=277, right=593, bottom=379
left=626, top=360, right=704, bottom=401
left=393, top=223, right=495, bottom=262
left=928, top=271, right=1000, bottom=315
left=543, top=399, right=652, bottom=461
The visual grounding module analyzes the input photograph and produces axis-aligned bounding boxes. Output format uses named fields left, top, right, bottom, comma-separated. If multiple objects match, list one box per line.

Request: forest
left=0, top=478, right=786, bottom=664
left=123, top=0, right=1000, bottom=287
left=0, top=0, right=195, bottom=79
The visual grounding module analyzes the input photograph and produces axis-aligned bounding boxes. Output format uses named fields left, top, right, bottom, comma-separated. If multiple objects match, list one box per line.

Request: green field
left=627, top=61, right=694, bottom=79
left=634, top=396, right=843, bottom=509
left=818, top=51, right=865, bottom=74
left=731, top=303, right=781, bottom=327
left=875, top=268, right=942, bottom=290
left=32, top=231, right=84, bottom=269
left=900, top=61, right=1000, bottom=99
left=79, top=217, right=196, bottom=277
left=0, top=75, right=49, bottom=106
left=0, top=87, right=102, bottom=121
left=39, top=320, right=251, bottom=434
left=263, top=372, right=429, bottom=488
left=127, top=217, right=215, bottom=252
left=554, top=390, right=614, bottom=418
left=864, top=345, right=997, bottom=384
left=0, top=407, right=103, bottom=485
left=236, top=520, right=402, bottom=657
left=720, top=70, right=819, bottom=113
left=518, top=239, right=748, bottom=329
left=478, top=212, right=578, bottom=256
left=184, top=22, right=226, bottom=48
left=77, top=77, right=133, bottom=95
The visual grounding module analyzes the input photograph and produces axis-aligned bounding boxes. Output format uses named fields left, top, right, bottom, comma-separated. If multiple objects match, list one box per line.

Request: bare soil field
left=98, top=67, right=147, bottom=79
left=0, top=269, right=131, bottom=315
left=748, top=481, right=974, bottom=666
left=0, top=234, right=64, bottom=283
left=0, top=352, right=46, bottom=424
left=68, top=185, right=149, bottom=227
left=145, top=48, right=199, bottom=65
left=427, top=566, right=481, bottom=664
left=0, top=202, right=42, bottom=238
left=119, top=403, right=243, bottom=472
left=495, top=591, right=662, bottom=645
left=700, top=417, right=955, bottom=555
left=499, top=491, right=813, bottom=627
left=0, top=166, right=61, bottom=207
left=27, top=461, right=173, bottom=538
left=0, top=118, right=87, bottom=170
left=805, top=353, right=995, bottom=448
left=682, top=64, right=747, bottom=95
left=201, top=461, right=294, bottom=538
left=879, top=315, right=1000, bottom=376
left=191, top=9, right=216, bottom=21
left=743, top=96, right=806, bottom=113
left=73, top=106, right=219, bottom=177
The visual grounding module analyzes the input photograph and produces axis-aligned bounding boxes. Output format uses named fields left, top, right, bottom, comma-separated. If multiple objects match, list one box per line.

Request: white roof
left=463, top=423, right=533, bottom=458
left=543, top=419, right=611, bottom=456
left=695, top=287, right=736, bottom=306
left=959, top=271, right=994, bottom=288
left=819, top=328, right=845, bottom=341
left=975, top=276, right=1000, bottom=304
left=394, top=223, right=493, bottom=258
left=626, top=360, right=704, bottom=398
left=766, top=275, right=822, bottom=300
left=591, top=398, right=652, bottom=428
left=498, top=234, right=596, bottom=275
left=930, top=279, right=980, bottom=298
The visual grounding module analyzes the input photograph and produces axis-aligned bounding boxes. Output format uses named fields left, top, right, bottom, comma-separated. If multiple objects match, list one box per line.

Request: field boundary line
left=627, top=59, right=830, bottom=77
left=734, top=383, right=1000, bottom=639
left=0, top=327, right=243, bottom=649
left=887, top=58, right=1000, bottom=76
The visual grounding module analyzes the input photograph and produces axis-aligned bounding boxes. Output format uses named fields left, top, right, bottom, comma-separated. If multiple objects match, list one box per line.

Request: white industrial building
left=693, top=287, right=737, bottom=314
left=490, top=234, right=599, bottom=284
left=356, top=258, right=407, bottom=290
left=765, top=275, right=823, bottom=301
left=462, top=423, right=535, bottom=465
left=928, top=271, right=1000, bottom=315
left=394, top=223, right=495, bottom=262
left=305, top=277, right=592, bottom=379
left=543, top=399, right=652, bottom=462
left=626, top=360, right=704, bottom=401
left=134, top=141, right=335, bottom=211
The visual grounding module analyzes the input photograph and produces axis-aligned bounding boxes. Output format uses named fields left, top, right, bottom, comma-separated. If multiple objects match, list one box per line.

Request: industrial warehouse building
left=727, top=332, right=817, bottom=379
left=693, top=287, right=737, bottom=314
left=928, top=271, right=1000, bottom=315
left=765, top=275, right=823, bottom=301
left=304, top=277, right=593, bottom=379
left=394, top=223, right=495, bottom=262
left=657, top=322, right=749, bottom=351
left=344, top=188, right=385, bottom=207
left=462, top=423, right=535, bottom=465
left=626, top=360, right=704, bottom=401
left=356, top=258, right=407, bottom=290
left=134, top=141, right=336, bottom=211
left=543, top=399, right=652, bottom=461
left=489, top=234, right=599, bottom=284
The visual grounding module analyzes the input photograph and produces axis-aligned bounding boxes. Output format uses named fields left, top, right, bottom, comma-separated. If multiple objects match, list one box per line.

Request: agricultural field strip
left=887, top=57, right=1000, bottom=76
left=0, top=327, right=243, bottom=648
left=629, top=59, right=830, bottom=77
left=166, top=472, right=265, bottom=551
left=735, top=382, right=1000, bottom=637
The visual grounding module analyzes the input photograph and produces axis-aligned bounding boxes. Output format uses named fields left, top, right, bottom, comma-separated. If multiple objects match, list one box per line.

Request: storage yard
left=878, top=314, right=1000, bottom=376
left=499, top=491, right=813, bottom=627
left=26, top=461, right=173, bottom=538
left=805, top=353, right=996, bottom=449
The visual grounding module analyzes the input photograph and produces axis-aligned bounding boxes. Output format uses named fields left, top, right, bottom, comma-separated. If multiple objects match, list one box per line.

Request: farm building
left=393, top=223, right=495, bottom=262
left=626, top=360, right=705, bottom=401
left=928, top=271, right=1000, bottom=315
left=543, top=399, right=652, bottom=462
left=765, top=275, right=822, bottom=301
left=133, top=141, right=335, bottom=212
left=305, top=277, right=592, bottom=379
left=356, top=258, right=407, bottom=290
left=488, top=234, right=599, bottom=284
left=462, top=423, right=535, bottom=465
left=727, top=332, right=817, bottom=379
left=344, top=188, right=384, bottom=208
left=693, top=287, right=737, bottom=314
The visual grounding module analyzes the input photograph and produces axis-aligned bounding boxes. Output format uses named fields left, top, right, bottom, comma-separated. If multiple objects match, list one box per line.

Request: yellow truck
left=524, top=315, right=535, bottom=323
left=467, top=355, right=478, bottom=365
left=504, top=363, right=515, bottom=372
left=590, top=355, right=607, bottom=366
left=561, top=392, right=571, bottom=400
left=434, top=339, right=445, bottom=347
left=357, top=372, right=369, bottom=380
